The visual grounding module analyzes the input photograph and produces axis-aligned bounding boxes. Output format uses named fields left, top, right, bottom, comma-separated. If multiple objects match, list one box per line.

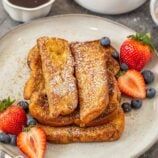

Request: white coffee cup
left=75, top=0, right=147, bottom=14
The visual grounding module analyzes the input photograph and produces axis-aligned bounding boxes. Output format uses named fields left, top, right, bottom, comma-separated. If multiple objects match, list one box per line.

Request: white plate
left=0, top=14, right=158, bottom=158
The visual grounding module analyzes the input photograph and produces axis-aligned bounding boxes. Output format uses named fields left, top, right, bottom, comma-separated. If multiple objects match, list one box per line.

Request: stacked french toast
left=24, top=37, right=125, bottom=143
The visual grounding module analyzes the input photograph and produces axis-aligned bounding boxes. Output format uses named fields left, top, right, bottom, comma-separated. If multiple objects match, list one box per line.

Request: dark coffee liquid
left=9, top=0, right=50, bottom=8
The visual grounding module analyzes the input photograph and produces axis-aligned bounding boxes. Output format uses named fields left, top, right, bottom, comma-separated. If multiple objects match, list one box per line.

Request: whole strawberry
left=120, top=33, right=154, bottom=71
left=0, top=97, right=27, bottom=135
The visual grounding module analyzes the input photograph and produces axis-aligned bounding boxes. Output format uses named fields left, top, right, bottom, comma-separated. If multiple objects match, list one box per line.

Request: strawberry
left=0, top=97, right=27, bottom=135
left=118, top=70, right=146, bottom=99
left=17, top=127, right=46, bottom=158
left=120, top=33, right=154, bottom=71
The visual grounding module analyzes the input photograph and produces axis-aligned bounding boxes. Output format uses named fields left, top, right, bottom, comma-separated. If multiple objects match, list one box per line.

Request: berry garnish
left=112, top=50, right=119, bottom=60
left=0, top=98, right=27, bottom=135
left=9, top=134, right=17, bottom=146
left=142, top=70, right=155, bottom=84
left=18, top=100, right=29, bottom=112
left=118, top=70, right=146, bottom=99
left=131, top=99, right=142, bottom=109
left=120, top=33, right=154, bottom=71
left=121, top=102, right=132, bottom=113
left=27, top=116, right=37, bottom=126
left=100, top=37, right=111, bottom=46
left=0, top=132, right=10, bottom=144
left=146, top=88, right=156, bottom=98
left=17, top=127, right=46, bottom=158
left=120, top=63, right=128, bottom=71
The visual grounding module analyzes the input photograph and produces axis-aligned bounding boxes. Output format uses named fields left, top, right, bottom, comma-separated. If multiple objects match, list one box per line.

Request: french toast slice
left=25, top=42, right=120, bottom=127
left=38, top=108, right=125, bottom=144
left=78, top=71, right=121, bottom=127
left=37, top=37, right=78, bottom=117
left=70, top=41, right=109, bottom=125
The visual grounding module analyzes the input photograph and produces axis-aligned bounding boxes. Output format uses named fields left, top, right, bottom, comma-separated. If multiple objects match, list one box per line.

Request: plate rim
left=0, top=14, right=157, bottom=158
left=0, top=14, right=135, bottom=42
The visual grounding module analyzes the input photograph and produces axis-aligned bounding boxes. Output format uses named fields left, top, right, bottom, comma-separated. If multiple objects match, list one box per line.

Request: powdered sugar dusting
left=71, top=41, right=109, bottom=122
left=38, top=37, right=78, bottom=115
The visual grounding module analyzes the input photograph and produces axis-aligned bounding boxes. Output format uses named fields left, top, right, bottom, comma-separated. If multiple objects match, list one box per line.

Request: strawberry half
left=17, top=127, right=46, bottom=158
left=0, top=98, right=27, bottom=135
left=120, top=33, right=154, bottom=71
left=118, top=70, right=146, bottom=99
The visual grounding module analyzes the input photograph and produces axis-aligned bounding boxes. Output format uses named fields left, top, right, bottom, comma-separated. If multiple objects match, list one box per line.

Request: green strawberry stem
left=128, top=33, right=155, bottom=50
left=23, top=125, right=35, bottom=132
left=0, top=97, right=15, bottom=112
left=116, top=71, right=126, bottom=78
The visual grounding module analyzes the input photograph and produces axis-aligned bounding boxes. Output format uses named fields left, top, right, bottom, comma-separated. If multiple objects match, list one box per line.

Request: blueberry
left=120, top=63, right=128, bottom=71
left=142, top=70, right=155, bottom=84
left=27, top=116, right=37, bottom=126
left=100, top=37, right=111, bottom=46
left=0, top=133, right=10, bottom=144
left=112, top=50, right=119, bottom=60
left=121, top=102, right=132, bottom=113
left=131, top=99, right=142, bottom=109
left=18, top=100, right=29, bottom=112
left=9, top=134, right=17, bottom=146
left=146, top=88, right=156, bottom=98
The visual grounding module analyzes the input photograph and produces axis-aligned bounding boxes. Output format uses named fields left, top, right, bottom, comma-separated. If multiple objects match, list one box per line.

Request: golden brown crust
left=25, top=40, right=121, bottom=127
left=24, top=37, right=125, bottom=143
left=38, top=108, right=125, bottom=144
left=29, top=72, right=120, bottom=127
left=24, top=40, right=119, bottom=101
left=23, top=46, right=44, bottom=100
left=29, top=93, right=119, bottom=127
left=28, top=71, right=119, bottom=128
left=84, top=71, right=121, bottom=127
left=101, top=44, right=120, bottom=75
left=70, top=41, right=109, bottom=125
left=107, top=57, right=120, bottom=75
left=37, top=37, right=78, bottom=117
